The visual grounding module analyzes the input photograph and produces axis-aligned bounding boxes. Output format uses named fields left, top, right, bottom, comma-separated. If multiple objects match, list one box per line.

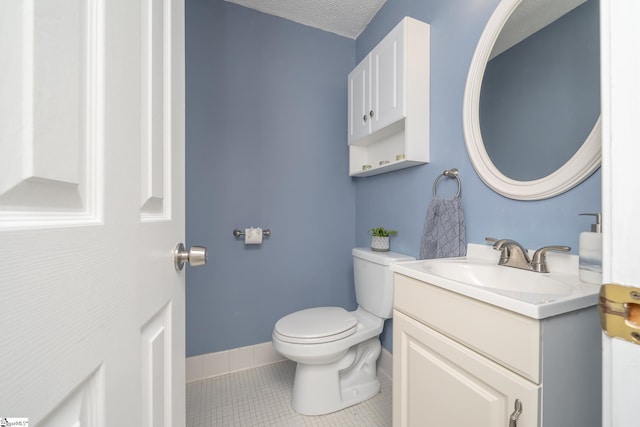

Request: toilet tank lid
left=352, top=247, right=415, bottom=265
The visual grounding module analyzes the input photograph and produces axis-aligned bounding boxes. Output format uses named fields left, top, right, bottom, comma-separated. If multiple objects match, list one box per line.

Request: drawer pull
left=509, top=399, right=523, bottom=427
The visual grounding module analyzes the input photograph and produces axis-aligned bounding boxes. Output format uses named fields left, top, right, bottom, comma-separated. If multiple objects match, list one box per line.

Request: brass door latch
left=599, top=283, right=640, bottom=344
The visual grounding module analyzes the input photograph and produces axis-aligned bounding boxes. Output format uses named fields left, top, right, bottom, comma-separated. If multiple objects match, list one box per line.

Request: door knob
left=174, top=243, right=207, bottom=271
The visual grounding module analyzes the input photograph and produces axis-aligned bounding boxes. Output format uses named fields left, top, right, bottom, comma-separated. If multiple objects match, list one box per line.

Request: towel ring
left=432, top=168, right=462, bottom=197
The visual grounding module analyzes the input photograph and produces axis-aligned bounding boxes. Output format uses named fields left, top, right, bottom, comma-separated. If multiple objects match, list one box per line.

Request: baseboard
left=186, top=342, right=287, bottom=383
left=187, top=342, right=394, bottom=384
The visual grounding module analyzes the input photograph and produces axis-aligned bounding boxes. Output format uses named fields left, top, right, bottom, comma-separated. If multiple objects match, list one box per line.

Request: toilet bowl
left=272, top=248, right=414, bottom=415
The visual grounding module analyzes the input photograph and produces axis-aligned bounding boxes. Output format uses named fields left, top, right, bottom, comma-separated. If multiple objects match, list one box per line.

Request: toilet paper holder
left=233, top=228, right=271, bottom=238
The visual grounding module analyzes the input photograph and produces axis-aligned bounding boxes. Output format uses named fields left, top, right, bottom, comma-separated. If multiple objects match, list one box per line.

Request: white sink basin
left=419, top=258, right=571, bottom=296
left=390, top=244, right=600, bottom=319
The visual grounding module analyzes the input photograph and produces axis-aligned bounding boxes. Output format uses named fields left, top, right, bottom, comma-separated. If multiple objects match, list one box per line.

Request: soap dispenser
left=579, top=213, right=602, bottom=284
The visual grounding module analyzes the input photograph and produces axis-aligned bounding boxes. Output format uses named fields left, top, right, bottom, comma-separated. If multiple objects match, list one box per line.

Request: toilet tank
left=352, top=248, right=415, bottom=319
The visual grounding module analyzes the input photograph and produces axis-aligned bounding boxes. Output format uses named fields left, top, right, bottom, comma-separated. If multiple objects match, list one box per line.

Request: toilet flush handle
left=174, top=243, right=207, bottom=271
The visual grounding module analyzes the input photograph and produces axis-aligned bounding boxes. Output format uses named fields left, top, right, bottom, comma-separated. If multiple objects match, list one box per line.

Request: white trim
left=186, top=342, right=286, bottom=383
left=186, top=342, right=395, bottom=384
left=462, top=0, right=601, bottom=200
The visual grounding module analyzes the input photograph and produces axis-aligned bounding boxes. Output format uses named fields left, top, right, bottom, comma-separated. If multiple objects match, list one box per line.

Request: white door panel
left=0, top=0, right=186, bottom=425
left=348, top=58, right=370, bottom=143
left=601, top=1, right=640, bottom=426
left=0, top=0, right=99, bottom=222
left=371, top=25, right=404, bottom=132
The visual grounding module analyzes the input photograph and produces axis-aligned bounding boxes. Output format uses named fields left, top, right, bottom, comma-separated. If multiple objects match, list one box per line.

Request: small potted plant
left=369, top=227, right=397, bottom=252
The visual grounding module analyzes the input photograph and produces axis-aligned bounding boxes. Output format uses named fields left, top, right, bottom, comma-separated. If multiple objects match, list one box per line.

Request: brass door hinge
left=599, top=283, right=640, bottom=344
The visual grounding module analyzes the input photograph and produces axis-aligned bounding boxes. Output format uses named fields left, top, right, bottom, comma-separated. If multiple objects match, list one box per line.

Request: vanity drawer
left=394, top=273, right=541, bottom=383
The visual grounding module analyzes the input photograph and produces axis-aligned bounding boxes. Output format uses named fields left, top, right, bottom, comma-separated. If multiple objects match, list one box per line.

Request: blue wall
left=185, top=0, right=356, bottom=356
left=186, top=0, right=602, bottom=356
left=353, top=0, right=601, bottom=350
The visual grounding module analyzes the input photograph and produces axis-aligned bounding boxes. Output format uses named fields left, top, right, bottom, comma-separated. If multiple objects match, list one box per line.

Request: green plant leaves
left=369, top=227, right=398, bottom=237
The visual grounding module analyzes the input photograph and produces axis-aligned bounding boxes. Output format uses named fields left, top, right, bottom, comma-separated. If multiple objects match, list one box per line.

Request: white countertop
left=390, top=243, right=601, bottom=319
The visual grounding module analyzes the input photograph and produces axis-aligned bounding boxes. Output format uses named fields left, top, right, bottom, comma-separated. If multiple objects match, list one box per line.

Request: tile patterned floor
left=186, top=360, right=392, bottom=426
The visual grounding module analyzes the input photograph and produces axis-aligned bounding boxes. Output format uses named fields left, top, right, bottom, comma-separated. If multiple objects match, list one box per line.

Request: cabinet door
left=393, top=311, right=539, bottom=427
left=348, top=56, right=370, bottom=143
left=370, top=22, right=405, bottom=133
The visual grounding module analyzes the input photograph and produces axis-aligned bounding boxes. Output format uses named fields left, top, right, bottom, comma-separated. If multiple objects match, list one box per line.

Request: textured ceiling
left=225, top=0, right=588, bottom=51
left=224, top=0, right=387, bottom=39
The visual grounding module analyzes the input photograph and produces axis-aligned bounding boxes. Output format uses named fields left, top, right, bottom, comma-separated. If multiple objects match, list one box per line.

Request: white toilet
left=272, top=247, right=414, bottom=415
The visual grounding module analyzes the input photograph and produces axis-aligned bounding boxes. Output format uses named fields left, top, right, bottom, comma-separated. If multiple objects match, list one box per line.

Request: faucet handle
left=486, top=237, right=521, bottom=250
left=531, top=245, right=571, bottom=273
left=485, top=237, right=509, bottom=263
left=486, top=238, right=532, bottom=268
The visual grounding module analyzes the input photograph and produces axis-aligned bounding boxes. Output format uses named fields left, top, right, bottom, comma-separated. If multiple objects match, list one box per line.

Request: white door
left=0, top=0, right=187, bottom=425
left=348, top=57, right=371, bottom=143
left=370, top=23, right=404, bottom=133
left=600, top=1, right=640, bottom=426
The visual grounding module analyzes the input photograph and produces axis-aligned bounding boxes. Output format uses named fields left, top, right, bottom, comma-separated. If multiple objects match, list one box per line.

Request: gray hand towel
left=419, top=195, right=466, bottom=259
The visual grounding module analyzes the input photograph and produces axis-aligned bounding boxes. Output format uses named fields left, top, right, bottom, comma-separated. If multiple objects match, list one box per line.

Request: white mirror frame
left=463, top=0, right=601, bottom=200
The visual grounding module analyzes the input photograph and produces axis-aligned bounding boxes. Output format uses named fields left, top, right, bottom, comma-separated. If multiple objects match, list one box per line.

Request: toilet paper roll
left=245, top=227, right=263, bottom=245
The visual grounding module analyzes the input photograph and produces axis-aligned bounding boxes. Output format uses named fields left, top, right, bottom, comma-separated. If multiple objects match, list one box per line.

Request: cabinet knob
left=369, top=110, right=375, bottom=118
left=363, top=114, right=368, bottom=122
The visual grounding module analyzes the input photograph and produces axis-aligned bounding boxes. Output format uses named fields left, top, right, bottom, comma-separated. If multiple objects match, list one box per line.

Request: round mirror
left=463, top=0, right=601, bottom=200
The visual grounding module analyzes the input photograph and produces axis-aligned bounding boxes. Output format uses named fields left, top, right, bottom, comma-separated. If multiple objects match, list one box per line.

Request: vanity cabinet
left=392, top=273, right=601, bottom=427
left=348, top=17, right=429, bottom=177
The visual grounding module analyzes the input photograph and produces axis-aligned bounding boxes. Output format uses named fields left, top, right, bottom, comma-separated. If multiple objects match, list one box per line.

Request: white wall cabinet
left=393, top=273, right=601, bottom=427
left=348, top=17, right=430, bottom=177
left=349, top=25, right=405, bottom=141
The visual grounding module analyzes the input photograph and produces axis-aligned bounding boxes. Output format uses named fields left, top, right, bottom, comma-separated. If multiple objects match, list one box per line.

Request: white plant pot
left=371, top=236, right=390, bottom=252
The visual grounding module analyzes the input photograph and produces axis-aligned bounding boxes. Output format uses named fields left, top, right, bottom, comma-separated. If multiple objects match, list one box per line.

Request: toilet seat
left=274, top=307, right=358, bottom=344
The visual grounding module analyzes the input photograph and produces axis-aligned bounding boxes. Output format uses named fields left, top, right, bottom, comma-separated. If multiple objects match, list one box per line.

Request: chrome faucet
left=486, top=238, right=531, bottom=270
left=485, top=237, right=570, bottom=273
